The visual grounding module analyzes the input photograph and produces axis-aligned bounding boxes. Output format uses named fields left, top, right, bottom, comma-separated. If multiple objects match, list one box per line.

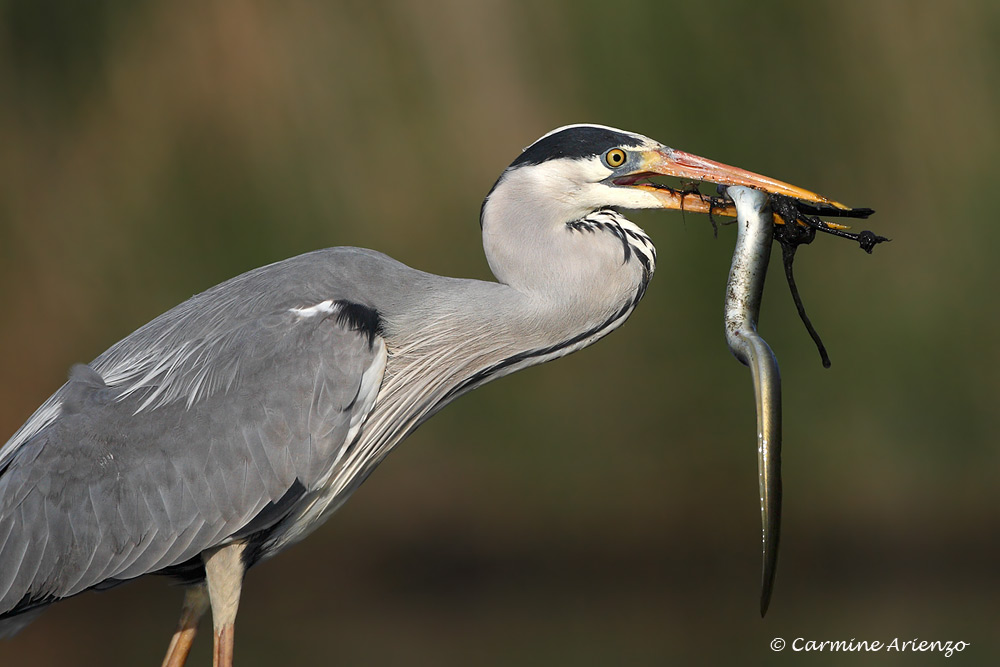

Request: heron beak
left=622, top=147, right=852, bottom=214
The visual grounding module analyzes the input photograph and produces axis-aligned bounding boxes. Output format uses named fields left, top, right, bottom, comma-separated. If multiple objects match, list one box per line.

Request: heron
left=0, top=125, right=846, bottom=666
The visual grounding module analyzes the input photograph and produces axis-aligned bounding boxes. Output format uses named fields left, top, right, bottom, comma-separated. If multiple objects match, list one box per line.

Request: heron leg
left=161, top=583, right=210, bottom=667
left=203, top=542, right=248, bottom=667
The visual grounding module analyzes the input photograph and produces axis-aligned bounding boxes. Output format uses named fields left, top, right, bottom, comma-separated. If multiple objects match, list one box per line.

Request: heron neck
left=282, top=248, right=650, bottom=541
left=379, top=266, right=646, bottom=426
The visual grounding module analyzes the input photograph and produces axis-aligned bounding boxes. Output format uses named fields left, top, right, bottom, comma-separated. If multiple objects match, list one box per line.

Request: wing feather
left=0, top=255, right=387, bottom=619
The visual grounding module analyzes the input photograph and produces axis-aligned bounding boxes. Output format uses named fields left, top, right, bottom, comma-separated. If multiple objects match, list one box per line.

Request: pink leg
left=161, top=584, right=210, bottom=667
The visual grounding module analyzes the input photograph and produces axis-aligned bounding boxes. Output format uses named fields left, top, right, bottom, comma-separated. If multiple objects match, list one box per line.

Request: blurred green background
left=1, top=0, right=998, bottom=664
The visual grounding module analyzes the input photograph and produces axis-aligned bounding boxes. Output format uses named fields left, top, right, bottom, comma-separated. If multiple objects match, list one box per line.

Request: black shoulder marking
left=334, top=300, right=383, bottom=348
left=510, top=126, right=643, bottom=169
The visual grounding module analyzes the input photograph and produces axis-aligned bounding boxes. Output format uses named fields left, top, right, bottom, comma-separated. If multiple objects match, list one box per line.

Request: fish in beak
left=618, top=145, right=873, bottom=225
left=606, top=135, right=884, bottom=617
left=723, top=186, right=783, bottom=618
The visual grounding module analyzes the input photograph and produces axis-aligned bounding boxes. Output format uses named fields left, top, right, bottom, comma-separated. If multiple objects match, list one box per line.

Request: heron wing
left=0, top=254, right=388, bottom=617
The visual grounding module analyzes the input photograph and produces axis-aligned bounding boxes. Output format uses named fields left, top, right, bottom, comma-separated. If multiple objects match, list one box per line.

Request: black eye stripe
left=509, top=127, right=644, bottom=169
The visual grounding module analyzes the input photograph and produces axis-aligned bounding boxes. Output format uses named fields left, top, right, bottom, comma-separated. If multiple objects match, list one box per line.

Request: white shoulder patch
left=290, top=300, right=336, bottom=318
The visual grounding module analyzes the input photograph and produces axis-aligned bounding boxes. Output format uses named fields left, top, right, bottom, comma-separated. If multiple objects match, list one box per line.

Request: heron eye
left=605, top=148, right=627, bottom=168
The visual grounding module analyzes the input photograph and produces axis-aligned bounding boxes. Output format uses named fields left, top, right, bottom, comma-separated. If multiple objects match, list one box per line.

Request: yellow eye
left=605, top=148, right=627, bottom=168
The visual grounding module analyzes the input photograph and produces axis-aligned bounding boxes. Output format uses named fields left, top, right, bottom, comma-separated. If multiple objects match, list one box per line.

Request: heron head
left=480, top=124, right=857, bottom=294
left=483, top=124, right=851, bottom=226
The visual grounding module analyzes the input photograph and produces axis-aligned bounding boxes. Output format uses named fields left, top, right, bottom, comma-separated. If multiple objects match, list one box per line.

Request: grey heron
left=0, top=125, right=847, bottom=666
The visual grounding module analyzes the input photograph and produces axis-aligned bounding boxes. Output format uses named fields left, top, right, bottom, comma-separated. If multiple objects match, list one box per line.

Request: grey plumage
left=1, top=231, right=654, bottom=630
left=0, top=125, right=686, bottom=655
left=0, top=122, right=842, bottom=661
left=0, top=250, right=395, bottom=621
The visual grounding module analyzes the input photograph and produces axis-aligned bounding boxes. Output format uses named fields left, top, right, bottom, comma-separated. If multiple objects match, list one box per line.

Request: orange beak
left=622, top=146, right=860, bottom=225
